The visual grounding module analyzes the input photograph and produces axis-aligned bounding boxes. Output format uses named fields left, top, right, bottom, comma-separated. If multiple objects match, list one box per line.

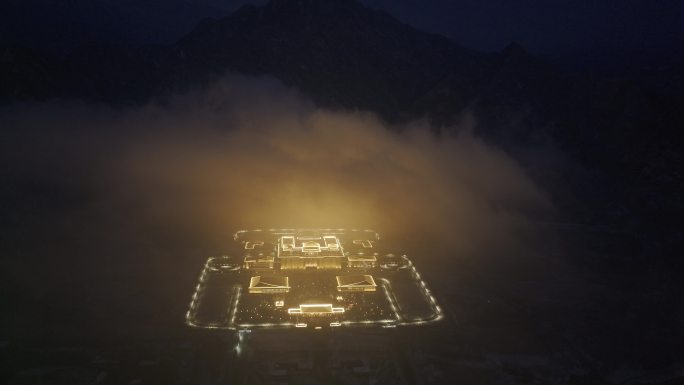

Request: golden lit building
left=244, top=254, right=275, bottom=270
left=248, top=275, right=290, bottom=293
left=278, top=235, right=346, bottom=270
left=241, top=231, right=378, bottom=270
left=336, top=274, right=377, bottom=292
left=347, top=254, right=377, bottom=269
left=287, top=303, right=345, bottom=315
left=347, top=239, right=377, bottom=268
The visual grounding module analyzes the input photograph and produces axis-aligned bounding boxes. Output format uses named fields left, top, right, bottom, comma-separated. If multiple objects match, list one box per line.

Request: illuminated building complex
left=244, top=232, right=376, bottom=270
left=186, top=229, right=442, bottom=331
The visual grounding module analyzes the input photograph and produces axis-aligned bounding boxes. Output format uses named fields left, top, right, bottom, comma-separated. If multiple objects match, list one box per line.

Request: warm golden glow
left=3, top=76, right=550, bottom=267
left=105, top=77, right=550, bottom=256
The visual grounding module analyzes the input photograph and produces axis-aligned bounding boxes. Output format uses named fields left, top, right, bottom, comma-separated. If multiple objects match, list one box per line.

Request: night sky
left=2, top=0, right=684, bottom=58
left=364, top=0, right=684, bottom=54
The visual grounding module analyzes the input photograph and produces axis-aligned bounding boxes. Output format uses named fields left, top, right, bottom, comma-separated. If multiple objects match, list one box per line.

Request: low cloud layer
left=2, top=75, right=551, bottom=257
left=1, top=75, right=553, bottom=337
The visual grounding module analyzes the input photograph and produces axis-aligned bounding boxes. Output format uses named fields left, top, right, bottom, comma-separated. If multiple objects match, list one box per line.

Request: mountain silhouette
left=175, top=0, right=487, bottom=118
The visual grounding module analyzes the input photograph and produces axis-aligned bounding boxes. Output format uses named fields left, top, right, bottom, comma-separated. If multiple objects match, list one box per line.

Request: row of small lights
left=186, top=257, right=302, bottom=330
left=377, top=277, right=402, bottom=323
left=186, top=246, right=443, bottom=330
left=186, top=257, right=245, bottom=330
left=234, top=228, right=380, bottom=241
left=396, top=255, right=444, bottom=325
left=185, top=258, right=211, bottom=328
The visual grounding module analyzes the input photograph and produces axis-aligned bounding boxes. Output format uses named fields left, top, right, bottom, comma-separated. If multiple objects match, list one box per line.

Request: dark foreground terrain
left=1, top=219, right=681, bottom=384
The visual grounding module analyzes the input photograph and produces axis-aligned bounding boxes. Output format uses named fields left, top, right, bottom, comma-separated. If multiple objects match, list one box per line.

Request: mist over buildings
left=0, top=75, right=554, bottom=338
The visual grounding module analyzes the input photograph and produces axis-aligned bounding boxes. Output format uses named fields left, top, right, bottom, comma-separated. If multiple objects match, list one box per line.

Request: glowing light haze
left=2, top=75, right=550, bottom=259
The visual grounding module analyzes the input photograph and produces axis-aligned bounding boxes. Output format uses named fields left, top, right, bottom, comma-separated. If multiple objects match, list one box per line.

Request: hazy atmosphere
left=2, top=75, right=555, bottom=338
left=1, top=1, right=682, bottom=384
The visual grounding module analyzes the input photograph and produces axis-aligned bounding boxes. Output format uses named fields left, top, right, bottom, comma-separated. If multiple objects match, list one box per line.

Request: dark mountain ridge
left=172, top=0, right=500, bottom=122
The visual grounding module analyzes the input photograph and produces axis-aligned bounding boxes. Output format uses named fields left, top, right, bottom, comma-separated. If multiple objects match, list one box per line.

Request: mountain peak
left=502, top=42, right=530, bottom=58
left=175, top=0, right=479, bottom=118
left=264, top=0, right=364, bottom=13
